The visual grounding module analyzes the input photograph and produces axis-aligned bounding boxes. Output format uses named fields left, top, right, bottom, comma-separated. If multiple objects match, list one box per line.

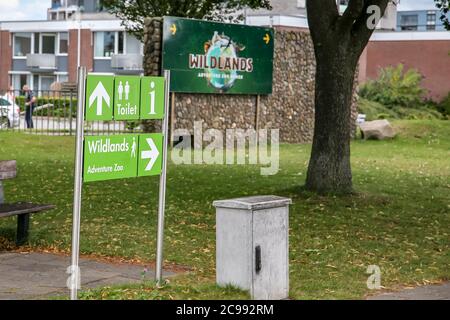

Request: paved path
left=368, top=283, right=450, bottom=300
left=0, top=252, right=174, bottom=300
left=2, top=251, right=447, bottom=300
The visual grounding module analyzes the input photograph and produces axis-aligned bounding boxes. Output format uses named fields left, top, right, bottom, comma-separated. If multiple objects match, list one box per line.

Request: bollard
left=213, top=195, right=291, bottom=300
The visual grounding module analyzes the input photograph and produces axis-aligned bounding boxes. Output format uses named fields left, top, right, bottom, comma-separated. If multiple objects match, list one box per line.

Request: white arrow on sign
left=141, top=138, right=160, bottom=171
left=89, top=81, right=110, bottom=116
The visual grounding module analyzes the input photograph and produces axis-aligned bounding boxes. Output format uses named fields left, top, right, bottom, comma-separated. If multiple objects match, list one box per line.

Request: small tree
left=103, top=0, right=272, bottom=40
left=359, top=64, right=425, bottom=108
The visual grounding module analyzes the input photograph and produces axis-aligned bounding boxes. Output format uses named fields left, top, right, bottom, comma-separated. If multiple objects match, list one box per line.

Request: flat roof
left=371, top=31, right=450, bottom=41
left=0, top=19, right=124, bottom=32
left=397, top=9, right=440, bottom=12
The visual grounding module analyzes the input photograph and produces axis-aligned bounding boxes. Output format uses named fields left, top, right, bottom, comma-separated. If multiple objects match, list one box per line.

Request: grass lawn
left=0, top=120, right=449, bottom=300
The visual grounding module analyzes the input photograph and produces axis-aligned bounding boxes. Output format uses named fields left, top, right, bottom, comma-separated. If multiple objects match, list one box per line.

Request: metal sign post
left=68, top=69, right=169, bottom=297
left=70, top=66, right=86, bottom=300
left=155, top=70, right=170, bottom=284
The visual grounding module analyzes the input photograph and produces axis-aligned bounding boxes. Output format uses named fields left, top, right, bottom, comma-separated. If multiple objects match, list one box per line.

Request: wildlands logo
left=189, top=31, right=253, bottom=92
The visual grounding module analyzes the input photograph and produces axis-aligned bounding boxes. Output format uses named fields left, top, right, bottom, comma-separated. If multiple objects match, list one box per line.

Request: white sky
left=398, top=0, right=439, bottom=11
left=0, top=0, right=442, bottom=22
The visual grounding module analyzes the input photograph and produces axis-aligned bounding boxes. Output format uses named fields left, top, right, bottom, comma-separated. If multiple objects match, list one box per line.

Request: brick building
left=359, top=31, right=450, bottom=102
left=0, top=0, right=143, bottom=92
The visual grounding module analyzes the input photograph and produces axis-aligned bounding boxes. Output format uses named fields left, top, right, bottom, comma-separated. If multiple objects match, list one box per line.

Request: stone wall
left=143, top=18, right=358, bottom=143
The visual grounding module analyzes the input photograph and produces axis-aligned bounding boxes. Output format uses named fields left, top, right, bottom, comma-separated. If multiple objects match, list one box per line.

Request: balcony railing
left=111, top=54, right=143, bottom=71
left=26, top=54, right=57, bottom=70
left=397, top=24, right=445, bottom=31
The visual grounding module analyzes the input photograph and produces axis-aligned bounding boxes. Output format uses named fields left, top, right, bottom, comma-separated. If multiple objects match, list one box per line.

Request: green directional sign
left=140, top=77, right=165, bottom=120
left=138, top=133, right=163, bottom=177
left=114, top=76, right=141, bottom=120
left=83, top=135, right=139, bottom=182
left=86, top=76, right=114, bottom=121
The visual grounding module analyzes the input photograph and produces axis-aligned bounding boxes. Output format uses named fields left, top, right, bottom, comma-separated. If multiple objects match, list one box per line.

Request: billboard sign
left=162, top=16, right=274, bottom=95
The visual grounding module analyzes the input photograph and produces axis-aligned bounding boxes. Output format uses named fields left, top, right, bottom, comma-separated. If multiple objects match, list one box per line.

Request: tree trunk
left=305, top=46, right=358, bottom=194
left=304, top=0, right=389, bottom=194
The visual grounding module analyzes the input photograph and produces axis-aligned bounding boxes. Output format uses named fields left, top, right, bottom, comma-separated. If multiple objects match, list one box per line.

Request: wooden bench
left=0, top=160, right=55, bottom=245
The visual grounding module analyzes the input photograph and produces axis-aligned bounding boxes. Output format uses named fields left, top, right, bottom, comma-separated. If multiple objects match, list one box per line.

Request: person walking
left=23, top=85, right=36, bottom=129
left=5, top=86, right=15, bottom=103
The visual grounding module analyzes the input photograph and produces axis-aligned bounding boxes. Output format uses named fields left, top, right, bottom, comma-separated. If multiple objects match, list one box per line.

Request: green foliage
left=437, top=92, right=450, bottom=117
left=435, top=0, right=450, bottom=30
left=78, top=278, right=249, bottom=300
left=125, top=120, right=141, bottom=131
left=102, top=0, right=272, bottom=40
left=358, top=98, right=444, bottom=121
left=359, top=64, right=425, bottom=108
left=15, top=95, right=78, bottom=118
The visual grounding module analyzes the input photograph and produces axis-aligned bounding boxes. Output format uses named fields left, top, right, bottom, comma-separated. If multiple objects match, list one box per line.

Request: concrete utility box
left=213, top=195, right=291, bottom=300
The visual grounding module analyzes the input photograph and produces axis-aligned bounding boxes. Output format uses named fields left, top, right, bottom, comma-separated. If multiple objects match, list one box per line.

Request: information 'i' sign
left=141, top=77, right=165, bottom=119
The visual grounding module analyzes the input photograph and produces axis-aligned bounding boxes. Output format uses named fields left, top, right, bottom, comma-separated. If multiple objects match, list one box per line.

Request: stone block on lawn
left=360, top=120, right=396, bottom=140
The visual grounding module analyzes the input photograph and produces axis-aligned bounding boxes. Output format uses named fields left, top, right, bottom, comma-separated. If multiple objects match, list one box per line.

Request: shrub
left=437, top=92, right=450, bottom=117
left=359, top=64, right=425, bottom=108
left=376, top=113, right=391, bottom=120
left=15, top=95, right=78, bottom=118
left=15, top=95, right=77, bottom=110
left=357, top=98, right=443, bottom=121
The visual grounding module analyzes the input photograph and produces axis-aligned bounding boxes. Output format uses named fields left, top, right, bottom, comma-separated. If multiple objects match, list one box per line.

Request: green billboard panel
left=140, top=77, right=165, bottom=120
left=114, top=76, right=141, bottom=120
left=86, top=75, right=114, bottom=121
left=162, top=16, right=274, bottom=95
left=138, top=133, right=163, bottom=177
left=83, top=135, right=139, bottom=182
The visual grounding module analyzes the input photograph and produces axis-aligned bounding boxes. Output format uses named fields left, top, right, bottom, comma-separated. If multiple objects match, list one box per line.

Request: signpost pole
left=255, top=94, right=261, bottom=132
left=155, top=70, right=171, bottom=284
left=170, top=92, right=176, bottom=148
left=70, top=66, right=86, bottom=300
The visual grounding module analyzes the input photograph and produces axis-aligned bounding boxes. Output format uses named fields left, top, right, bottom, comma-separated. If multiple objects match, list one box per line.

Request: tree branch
left=306, top=0, right=340, bottom=42
left=340, top=0, right=364, bottom=29
left=351, top=0, right=390, bottom=56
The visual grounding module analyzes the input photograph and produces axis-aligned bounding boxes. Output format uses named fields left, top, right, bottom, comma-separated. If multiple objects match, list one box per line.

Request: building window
left=427, top=12, right=436, bottom=23
left=126, top=34, right=141, bottom=54
left=57, top=74, right=69, bottom=83
left=13, top=33, right=32, bottom=57
left=40, top=76, right=56, bottom=92
left=51, top=0, right=61, bottom=9
left=401, top=25, right=418, bottom=31
left=59, top=32, right=69, bottom=54
left=11, top=74, right=31, bottom=91
left=33, top=75, right=39, bottom=91
left=400, top=14, right=418, bottom=30
left=118, top=31, right=124, bottom=54
left=34, top=33, right=40, bottom=54
left=94, top=31, right=139, bottom=58
left=42, top=34, right=56, bottom=54
left=96, top=0, right=105, bottom=12
left=427, top=25, right=436, bottom=31
left=94, top=31, right=116, bottom=57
